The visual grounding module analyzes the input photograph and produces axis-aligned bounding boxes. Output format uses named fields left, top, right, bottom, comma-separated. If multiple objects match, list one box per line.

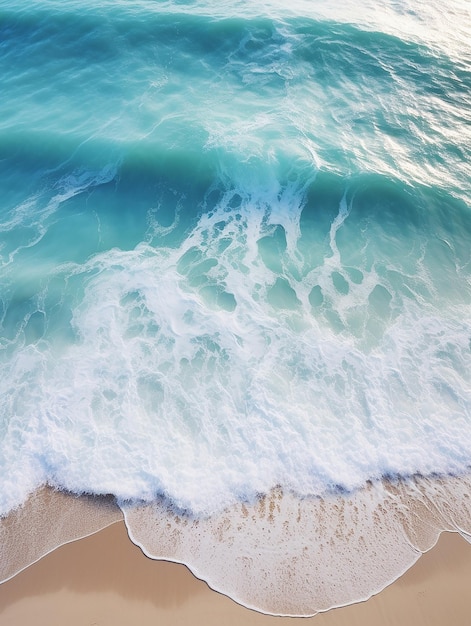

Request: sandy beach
left=1, top=518, right=470, bottom=626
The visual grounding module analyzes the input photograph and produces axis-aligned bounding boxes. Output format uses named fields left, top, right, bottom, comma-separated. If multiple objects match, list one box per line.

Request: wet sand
left=0, top=520, right=470, bottom=626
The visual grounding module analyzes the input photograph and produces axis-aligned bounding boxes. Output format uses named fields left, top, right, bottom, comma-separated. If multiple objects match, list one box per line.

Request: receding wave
left=2, top=476, right=471, bottom=616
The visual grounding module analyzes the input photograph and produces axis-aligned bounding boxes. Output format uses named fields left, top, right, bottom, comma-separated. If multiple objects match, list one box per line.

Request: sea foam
left=1, top=172, right=470, bottom=517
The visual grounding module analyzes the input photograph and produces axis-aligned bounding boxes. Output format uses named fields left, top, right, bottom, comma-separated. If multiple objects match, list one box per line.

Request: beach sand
left=0, top=519, right=470, bottom=626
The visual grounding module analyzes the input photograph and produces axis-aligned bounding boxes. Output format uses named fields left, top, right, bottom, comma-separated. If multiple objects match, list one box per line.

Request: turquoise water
left=0, top=0, right=470, bottom=516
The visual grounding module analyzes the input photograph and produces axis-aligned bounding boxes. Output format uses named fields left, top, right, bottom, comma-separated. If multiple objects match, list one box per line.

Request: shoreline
left=1, top=520, right=471, bottom=625
left=120, top=475, right=471, bottom=615
left=1, top=476, right=471, bottom=622
left=0, top=487, right=122, bottom=586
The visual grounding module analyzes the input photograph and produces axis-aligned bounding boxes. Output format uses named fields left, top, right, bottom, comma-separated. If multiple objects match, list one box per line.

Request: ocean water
left=1, top=0, right=471, bottom=614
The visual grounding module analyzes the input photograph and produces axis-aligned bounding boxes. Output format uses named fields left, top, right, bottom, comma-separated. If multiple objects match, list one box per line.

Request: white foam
left=0, top=183, right=470, bottom=517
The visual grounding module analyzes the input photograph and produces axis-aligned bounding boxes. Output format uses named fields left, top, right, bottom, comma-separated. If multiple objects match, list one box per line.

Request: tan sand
left=0, top=520, right=470, bottom=626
